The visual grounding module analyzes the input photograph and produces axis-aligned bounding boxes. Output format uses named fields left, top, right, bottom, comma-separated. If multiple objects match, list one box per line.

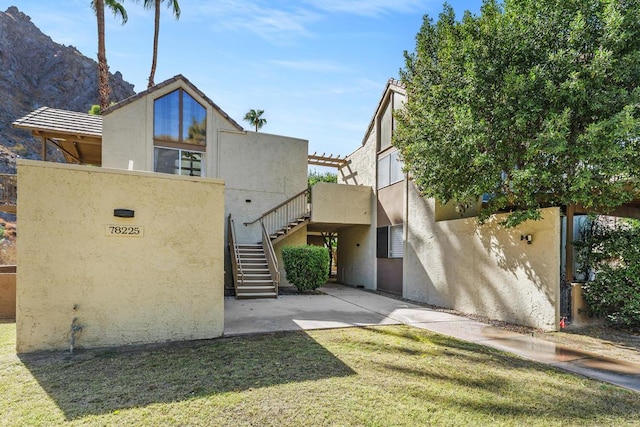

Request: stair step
left=237, top=284, right=276, bottom=290
left=238, top=278, right=273, bottom=286
left=236, top=292, right=277, bottom=299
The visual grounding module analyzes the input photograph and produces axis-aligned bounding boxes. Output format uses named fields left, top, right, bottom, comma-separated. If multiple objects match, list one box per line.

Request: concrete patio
left=225, top=283, right=640, bottom=393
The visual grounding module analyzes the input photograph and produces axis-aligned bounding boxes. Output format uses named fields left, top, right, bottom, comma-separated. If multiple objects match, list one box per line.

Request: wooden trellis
left=307, top=152, right=347, bottom=168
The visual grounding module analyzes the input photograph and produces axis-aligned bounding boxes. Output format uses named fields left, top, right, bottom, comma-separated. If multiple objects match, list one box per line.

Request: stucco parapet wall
left=16, top=159, right=225, bottom=185
left=16, top=160, right=225, bottom=352
left=311, top=182, right=372, bottom=225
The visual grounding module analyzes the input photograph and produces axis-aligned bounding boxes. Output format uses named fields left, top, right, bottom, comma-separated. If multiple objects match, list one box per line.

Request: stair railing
left=244, top=188, right=311, bottom=238
left=260, top=220, right=280, bottom=294
left=227, top=214, right=244, bottom=293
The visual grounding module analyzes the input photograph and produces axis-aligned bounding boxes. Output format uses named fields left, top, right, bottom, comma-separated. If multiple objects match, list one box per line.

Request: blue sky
left=9, top=0, right=480, bottom=160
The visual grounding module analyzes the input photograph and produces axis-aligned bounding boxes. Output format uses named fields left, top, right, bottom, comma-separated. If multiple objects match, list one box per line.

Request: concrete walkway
left=225, top=283, right=640, bottom=392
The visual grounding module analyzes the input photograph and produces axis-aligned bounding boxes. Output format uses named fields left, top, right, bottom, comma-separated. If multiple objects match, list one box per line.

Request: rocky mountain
left=0, top=6, right=136, bottom=172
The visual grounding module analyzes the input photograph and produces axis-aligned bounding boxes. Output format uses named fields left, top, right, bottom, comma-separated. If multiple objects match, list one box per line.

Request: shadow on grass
left=345, top=326, right=640, bottom=422
left=19, top=331, right=355, bottom=421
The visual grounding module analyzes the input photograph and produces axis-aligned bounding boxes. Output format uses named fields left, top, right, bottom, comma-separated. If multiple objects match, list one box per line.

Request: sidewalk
left=225, top=283, right=640, bottom=392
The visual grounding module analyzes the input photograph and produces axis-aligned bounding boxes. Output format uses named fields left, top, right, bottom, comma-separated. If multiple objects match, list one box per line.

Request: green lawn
left=1, top=320, right=639, bottom=426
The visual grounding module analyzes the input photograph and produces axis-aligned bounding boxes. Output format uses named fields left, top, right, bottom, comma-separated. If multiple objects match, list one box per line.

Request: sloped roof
left=12, top=106, right=102, bottom=138
left=359, top=78, right=406, bottom=148
left=12, top=107, right=103, bottom=165
left=103, top=74, right=244, bottom=131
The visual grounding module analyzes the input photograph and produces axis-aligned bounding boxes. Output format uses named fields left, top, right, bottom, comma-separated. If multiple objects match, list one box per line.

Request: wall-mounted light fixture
left=114, top=209, right=135, bottom=218
left=520, top=234, right=532, bottom=244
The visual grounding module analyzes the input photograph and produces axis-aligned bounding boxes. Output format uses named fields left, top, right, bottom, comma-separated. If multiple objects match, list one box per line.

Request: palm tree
left=243, top=109, right=267, bottom=132
left=142, top=0, right=181, bottom=89
left=91, top=0, right=128, bottom=112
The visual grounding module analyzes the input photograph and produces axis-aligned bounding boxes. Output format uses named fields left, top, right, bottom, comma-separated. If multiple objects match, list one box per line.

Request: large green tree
left=91, top=0, right=128, bottom=112
left=395, top=0, right=640, bottom=226
left=141, top=0, right=181, bottom=88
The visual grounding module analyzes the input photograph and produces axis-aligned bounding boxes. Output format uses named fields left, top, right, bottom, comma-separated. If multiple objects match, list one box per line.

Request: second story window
left=154, top=89, right=206, bottom=148
left=377, top=149, right=404, bottom=189
left=154, top=89, right=206, bottom=177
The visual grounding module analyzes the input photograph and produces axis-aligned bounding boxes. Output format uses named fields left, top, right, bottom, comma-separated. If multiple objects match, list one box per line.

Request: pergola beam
left=308, top=152, right=347, bottom=168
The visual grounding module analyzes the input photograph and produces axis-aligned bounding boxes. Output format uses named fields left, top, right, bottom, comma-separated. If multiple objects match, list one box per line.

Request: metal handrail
left=0, top=174, right=17, bottom=206
left=244, top=188, right=310, bottom=226
left=244, top=188, right=311, bottom=238
left=227, top=214, right=244, bottom=291
left=261, top=220, right=280, bottom=293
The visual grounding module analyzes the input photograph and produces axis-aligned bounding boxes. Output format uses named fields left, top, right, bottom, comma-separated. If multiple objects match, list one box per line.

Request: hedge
left=282, top=245, right=329, bottom=291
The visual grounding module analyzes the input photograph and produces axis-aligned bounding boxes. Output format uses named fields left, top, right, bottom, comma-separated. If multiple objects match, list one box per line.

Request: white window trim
left=377, top=150, right=404, bottom=189
left=389, top=224, right=404, bottom=258
left=154, top=146, right=206, bottom=177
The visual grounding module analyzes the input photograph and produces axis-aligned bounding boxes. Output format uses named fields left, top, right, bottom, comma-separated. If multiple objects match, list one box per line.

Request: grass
left=1, top=321, right=639, bottom=426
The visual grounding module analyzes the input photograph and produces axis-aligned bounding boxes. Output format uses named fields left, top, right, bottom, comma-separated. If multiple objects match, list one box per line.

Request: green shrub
left=575, top=217, right=640, bottom=331
left=282, top=245, right=329, bottom=291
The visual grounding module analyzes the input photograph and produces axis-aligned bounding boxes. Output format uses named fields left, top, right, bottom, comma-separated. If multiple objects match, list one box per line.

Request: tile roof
left=12, top=106, right=102, bottom=138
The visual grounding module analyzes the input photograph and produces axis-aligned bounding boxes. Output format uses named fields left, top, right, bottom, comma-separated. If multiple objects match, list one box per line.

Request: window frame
left=153, top=146, right=205, bottom=177
left=377, top=149, right=404, bottom=189
left=376, top=224, right=404, bottom=259
left=153, top=88, right=207, bottom=151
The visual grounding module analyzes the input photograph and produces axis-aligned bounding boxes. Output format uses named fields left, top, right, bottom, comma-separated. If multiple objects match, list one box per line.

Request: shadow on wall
left=406, top=188, right=559, bottom=328
left=473, top=213, right=558, bottom=303
left=19, top=331, right=355, bottom=421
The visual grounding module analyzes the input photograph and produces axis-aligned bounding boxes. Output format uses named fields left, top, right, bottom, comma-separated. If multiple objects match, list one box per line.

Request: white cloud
left=302, top=0, right=432, bottom=17
left=186, top=0, right=320, bottom=43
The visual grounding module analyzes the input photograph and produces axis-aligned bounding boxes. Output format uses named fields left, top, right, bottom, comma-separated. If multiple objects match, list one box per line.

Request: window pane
left=154, top=91, right=180, bottom=142
left=389, top=224, right=404, bottom=258
left=376, top=227, right=389, bottom=258
left=379, top=102, right=393, bottom=151
left=183, top=92, right=206, bottom=145
left=390, top=150, right=404, bottom=184
left=377, top=154, right=390, bottom=189
left=154, top=147, right=179, bottom=175
left=180, top=151, right=203, bottom=177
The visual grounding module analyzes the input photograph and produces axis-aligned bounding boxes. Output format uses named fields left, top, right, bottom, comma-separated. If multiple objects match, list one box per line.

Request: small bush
left=575, top=217, right=640, bottom=331
left=282, top=245, right=329, bottom=291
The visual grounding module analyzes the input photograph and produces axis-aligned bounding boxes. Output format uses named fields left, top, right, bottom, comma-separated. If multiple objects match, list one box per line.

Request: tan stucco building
left=12, top=75, right=369, bottom=352
left=13, top=75, right=314, bottom=352
left=12, top=73, right=588, bottom=353
left=338, top=80, right=562, bottom=330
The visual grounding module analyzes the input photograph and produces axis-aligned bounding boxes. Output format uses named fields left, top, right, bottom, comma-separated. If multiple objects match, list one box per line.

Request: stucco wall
left=0, top=268, right=16, bottom=318
left=311, top=182, right=371, bottom=225
left=102, top=95, right=149, bottom=171
left=16, top=160, right=225, bottom=353
left=219, top=129, right=308, bottom=244
left=102, top=79, right=238, bottom=175
left=337, top=131, right=377, bottom=289
left=404, top=182, right=561, bottom=330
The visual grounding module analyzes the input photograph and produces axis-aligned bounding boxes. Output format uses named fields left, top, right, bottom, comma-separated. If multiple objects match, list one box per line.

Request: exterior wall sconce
left=521, top=234, right=532, bottom=244
left=114, top=209, right=135, bottom=218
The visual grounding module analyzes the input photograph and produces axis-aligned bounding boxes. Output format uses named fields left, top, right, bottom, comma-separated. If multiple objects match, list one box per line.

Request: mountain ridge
left=0, top=6, right=136, bottom=172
